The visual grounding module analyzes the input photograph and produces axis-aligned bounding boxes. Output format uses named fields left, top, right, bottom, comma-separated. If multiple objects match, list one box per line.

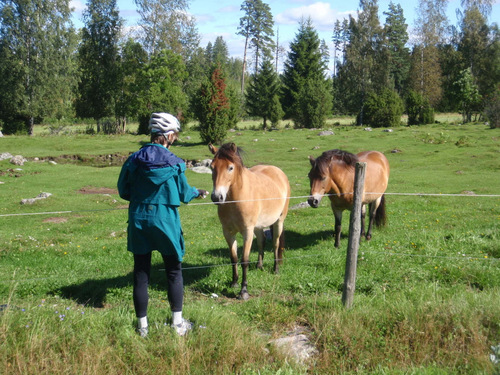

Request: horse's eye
left=228, top=165, right=234, bottom=172
left=321, top=176, right=327, bottom=181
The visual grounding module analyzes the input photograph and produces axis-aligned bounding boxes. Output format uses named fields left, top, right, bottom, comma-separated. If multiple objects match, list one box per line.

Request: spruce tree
left=76, top=0, right=122, bottom=129
left=245, top=58, right=283, bottom=129
left=194, top=65, right=234, bottom=144
left=281, top=18, right=328, bottom=124
left=383, top=2, right=410, bottom=94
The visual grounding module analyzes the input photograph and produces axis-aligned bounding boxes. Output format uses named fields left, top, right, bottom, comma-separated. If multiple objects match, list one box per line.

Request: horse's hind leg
left=271, top=220, right=285, bottom=273
left=366, top=198, right=381, bottom=240
left=360, top=204, right=367, bottom=238
left=333, top=209, right=343, bottom=248
left=254, top=228, right=265, bottom=270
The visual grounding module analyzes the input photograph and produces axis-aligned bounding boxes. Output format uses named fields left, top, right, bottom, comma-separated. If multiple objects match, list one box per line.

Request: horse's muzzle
left=308, top=196, right=320, bottom=208
left=211, top=192, right=225, bottom=203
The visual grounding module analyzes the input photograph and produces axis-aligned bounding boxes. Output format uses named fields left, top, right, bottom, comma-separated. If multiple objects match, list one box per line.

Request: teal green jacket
left=117, top=143, right=200, bottom=260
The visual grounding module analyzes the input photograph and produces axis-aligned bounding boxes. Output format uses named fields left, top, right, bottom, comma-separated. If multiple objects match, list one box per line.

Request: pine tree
left=76, top=0, right=122, bottom=129
left=281, top=18, right=328, bottom=124
left=245, top=58, right=283, bottom=129
left=0, top=0, right=77, bottom=134
left=237, top=0, right=274, bottom=93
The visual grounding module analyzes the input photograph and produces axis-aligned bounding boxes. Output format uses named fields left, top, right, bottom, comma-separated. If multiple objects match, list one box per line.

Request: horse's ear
left=208, top=143, right=218, bottom=155
left=308, top=155, right=316, bottom=166
left=230, top=143, right=237, bottom=152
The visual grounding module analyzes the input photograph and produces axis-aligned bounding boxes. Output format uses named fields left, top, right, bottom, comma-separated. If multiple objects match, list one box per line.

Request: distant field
left=1, top=120, right=499, bottom=374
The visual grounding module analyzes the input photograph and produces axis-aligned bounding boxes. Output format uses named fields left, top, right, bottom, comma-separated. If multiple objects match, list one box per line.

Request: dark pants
left=133, top=253, right=183, bottom=318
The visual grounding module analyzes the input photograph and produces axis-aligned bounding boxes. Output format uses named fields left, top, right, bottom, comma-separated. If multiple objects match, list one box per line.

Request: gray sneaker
left=136, top=326, right=148, bottom=338
left=171, top=319, right=193, bottom=336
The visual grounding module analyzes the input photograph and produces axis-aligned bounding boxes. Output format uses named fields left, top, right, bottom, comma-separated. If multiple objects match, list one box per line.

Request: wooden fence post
left=342, top=162, right=367, bottom=309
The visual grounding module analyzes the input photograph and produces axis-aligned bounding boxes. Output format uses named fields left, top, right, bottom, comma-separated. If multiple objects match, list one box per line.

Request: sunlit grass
left=0, top=120, right=499, bottom=374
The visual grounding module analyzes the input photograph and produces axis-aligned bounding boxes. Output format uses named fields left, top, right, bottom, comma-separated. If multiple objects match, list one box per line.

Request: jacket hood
left=131, top=144, right=185, bottom=185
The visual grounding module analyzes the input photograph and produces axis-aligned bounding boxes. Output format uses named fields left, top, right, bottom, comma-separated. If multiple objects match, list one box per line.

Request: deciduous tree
left=134, top=0, right=199, bottom=59
left=0, top=0, right=77, bottom=134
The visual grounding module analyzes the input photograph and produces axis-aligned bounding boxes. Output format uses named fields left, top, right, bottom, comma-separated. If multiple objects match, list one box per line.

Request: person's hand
left=197, top=189, right=209, bottom=199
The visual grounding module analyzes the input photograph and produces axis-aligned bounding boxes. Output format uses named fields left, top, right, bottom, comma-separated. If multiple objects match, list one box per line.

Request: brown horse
left=308, top=149, right=390, bottom=248
left=209, top=143, right=291, bottom=300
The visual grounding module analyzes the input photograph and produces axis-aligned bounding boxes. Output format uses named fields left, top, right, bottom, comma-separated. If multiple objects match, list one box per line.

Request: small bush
left=406, top=90, right=435, bottom=125
left=361, top=88, right=404, bottom=128
left=483, top=86, right=500, bottom=129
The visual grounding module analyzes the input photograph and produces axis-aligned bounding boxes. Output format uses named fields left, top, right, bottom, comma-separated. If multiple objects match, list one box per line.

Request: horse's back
left=357, top=151, right=390, bottom=200
left=249, top=164, right=290, bottom=196
left=246, top=164, right=290, bottom=227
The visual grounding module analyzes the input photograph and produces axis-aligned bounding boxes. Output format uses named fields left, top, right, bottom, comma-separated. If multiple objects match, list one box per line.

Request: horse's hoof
left=238, top=292, right=250, bottom=301
left=230, top=282, right=239, bottom=288
left=366, top=235, right=372, bottom=241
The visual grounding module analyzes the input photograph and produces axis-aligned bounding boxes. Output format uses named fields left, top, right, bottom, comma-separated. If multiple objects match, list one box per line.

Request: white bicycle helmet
left=148, top=112, right=181, bottom=135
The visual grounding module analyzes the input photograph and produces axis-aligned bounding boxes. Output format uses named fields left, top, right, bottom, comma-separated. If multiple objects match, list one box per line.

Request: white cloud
left=69, top=0, right=85, bottom=14
left=276, top=2, right=355, bottom=31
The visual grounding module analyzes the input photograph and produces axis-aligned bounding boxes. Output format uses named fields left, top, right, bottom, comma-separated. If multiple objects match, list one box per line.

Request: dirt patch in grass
left=78, top=186, right=118, bottom=195
left=43, top=217, right=68, bottom=223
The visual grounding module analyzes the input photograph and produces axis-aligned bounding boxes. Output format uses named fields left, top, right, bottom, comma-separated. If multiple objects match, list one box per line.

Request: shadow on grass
left=55, top=229, right=341, bottom=307
left=54, top=261, right=210, bottom=308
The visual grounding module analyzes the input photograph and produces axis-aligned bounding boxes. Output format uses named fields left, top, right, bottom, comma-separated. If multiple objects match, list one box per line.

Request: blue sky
left=70, top=0, right=500, bottom=64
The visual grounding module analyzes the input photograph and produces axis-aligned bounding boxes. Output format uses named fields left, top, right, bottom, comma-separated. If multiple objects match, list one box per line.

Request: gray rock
left=291, top=201, right=310, bottom=210
left=21, top=192, right=52, bottom=205
left=269, top=328, right=318, bottom=365
left=318, top=130, right=334, bottom=136
left=0, top=152, right=13, bottom=161
left=10, top=155, right=27, bottom=166
left=383, top=129, right=393, bottom=132
left=191, top=166, right=212, bottom=174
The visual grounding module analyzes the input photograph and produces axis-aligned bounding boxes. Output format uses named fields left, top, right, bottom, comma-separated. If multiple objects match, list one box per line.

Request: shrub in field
left=294, top=78, right=333, bottom=129
left=194, top=64, right=237, bottom=144
left=406, top=90, right=435, bottom=125
left=483, top=86, right=500, bottom=128
left=360, top=88, right=403, bottom=128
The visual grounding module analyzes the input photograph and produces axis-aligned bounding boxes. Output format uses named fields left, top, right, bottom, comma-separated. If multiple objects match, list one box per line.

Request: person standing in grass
left=117, top=112, right=208, bottom=337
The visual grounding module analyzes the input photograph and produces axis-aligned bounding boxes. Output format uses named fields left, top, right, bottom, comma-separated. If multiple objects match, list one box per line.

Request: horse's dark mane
left=313, top=149, right=358, bottom=176
left=215, top=143, right=245, bottom=167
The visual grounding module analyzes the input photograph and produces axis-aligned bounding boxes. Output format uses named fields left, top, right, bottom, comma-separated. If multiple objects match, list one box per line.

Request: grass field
left=1, top=117, right=499, bottom=374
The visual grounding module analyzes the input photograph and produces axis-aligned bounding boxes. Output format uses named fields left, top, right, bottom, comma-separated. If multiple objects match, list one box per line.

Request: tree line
left=0, top=0, right=499, bottom=143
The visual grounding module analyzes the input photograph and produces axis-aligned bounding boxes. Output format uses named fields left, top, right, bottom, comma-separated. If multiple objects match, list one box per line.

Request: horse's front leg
left=333, top=209, right=343, bottom=248
left=254, top=228, right=265, bottom=270
left=223, top=229, right=239, bottom=288
left=239, top=228, right=254, bottom=301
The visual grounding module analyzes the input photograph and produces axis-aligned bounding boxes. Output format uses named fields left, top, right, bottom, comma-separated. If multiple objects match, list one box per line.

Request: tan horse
left=209, top=143, right=291, bottom=300
left=308, top=149, right=390, bottom=248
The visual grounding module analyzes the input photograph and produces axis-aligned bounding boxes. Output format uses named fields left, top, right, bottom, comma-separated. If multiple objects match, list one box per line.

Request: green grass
left=1, top=119, right=499, bottom=374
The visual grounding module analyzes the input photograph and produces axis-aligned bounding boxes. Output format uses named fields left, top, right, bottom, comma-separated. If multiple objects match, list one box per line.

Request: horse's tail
left=374, top=194, right=387, bottom=227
